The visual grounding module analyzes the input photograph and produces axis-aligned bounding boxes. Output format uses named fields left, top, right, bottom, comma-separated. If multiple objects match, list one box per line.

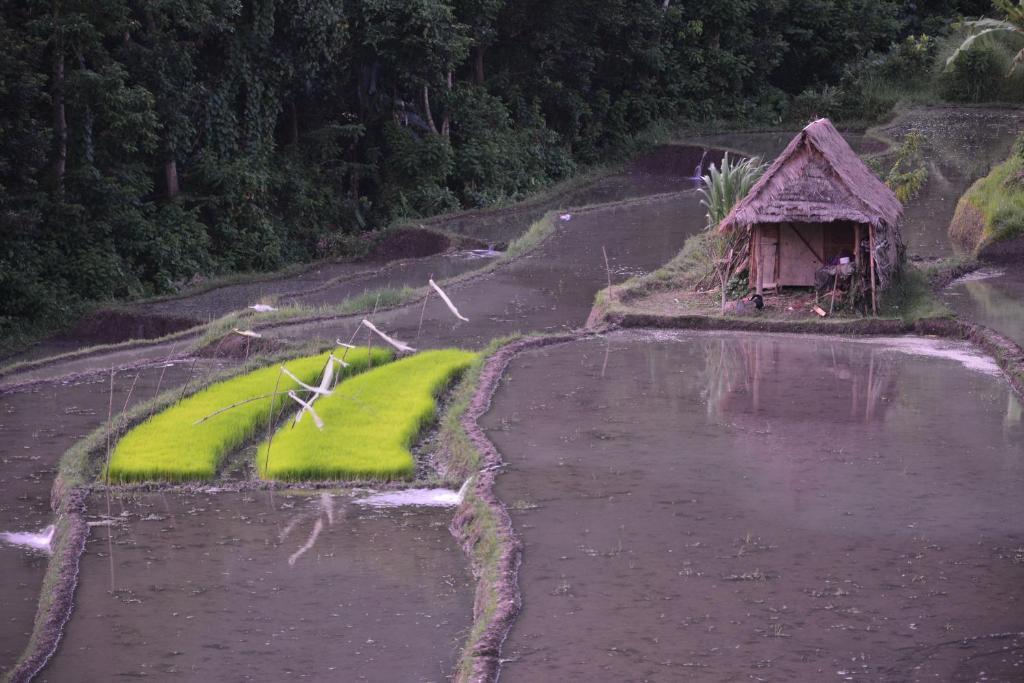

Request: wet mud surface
left=483, top=332, right=1024, bottom=681
left=41, top=490, right=472, bottom=682
left=944, top=268, right=1024, bottom=348
left=0, top=362, right=196, bottom=675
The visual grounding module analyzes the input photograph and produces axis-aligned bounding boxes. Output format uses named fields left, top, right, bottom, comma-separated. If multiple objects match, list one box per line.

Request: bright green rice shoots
left=257, top=348, right=477, bottom=482
left=108, top=347, right=392, bottom=482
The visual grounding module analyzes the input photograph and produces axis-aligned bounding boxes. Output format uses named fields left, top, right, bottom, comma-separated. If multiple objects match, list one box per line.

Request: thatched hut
left=719, top=118, right=904, bottom=312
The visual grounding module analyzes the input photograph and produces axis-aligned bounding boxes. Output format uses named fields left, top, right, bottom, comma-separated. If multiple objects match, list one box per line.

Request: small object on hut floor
left=813, top=305, right=827, bottom=317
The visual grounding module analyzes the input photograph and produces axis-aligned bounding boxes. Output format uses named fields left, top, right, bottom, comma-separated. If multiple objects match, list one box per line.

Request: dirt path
left=482, top=331, right=1024, bottom=681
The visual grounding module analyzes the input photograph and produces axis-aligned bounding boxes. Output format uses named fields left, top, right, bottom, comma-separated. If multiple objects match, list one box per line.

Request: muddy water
left=944, top=269, right=1024, bottom=347
left=41, top=490, right=472, bottom=682
left=0, top=362, right=196, bottom=675
left=484, top=332, right=1024, bottom=681
left=277, top=192, right=706, bottom=351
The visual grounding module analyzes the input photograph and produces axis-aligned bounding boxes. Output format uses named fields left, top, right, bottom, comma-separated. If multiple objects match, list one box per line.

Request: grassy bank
left=258, top=349, right=476, bottom=481
left=109, top=347, right=390, bottom=482
left=592, top=230, right=961, bottom=330
left=949, top=137, right=1024, bottom=253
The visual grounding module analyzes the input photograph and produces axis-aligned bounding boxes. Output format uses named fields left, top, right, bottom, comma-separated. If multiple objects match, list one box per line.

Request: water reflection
left=42, top=490, right=472, bottom=681
left=700, top=336, right=897, bottom=424
left=945, top=269, right=1024, bottom=347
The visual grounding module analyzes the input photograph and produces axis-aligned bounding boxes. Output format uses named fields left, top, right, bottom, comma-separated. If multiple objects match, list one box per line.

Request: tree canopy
left=0, top=0, right=986, bottom=338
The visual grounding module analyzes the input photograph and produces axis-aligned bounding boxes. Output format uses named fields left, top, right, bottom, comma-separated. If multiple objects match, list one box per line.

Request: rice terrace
left=0, top=2, right=1023, bottom=682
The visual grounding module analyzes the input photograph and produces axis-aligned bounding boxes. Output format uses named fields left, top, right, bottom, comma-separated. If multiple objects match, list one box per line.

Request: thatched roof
left=719, top=118, right=902, bottom=232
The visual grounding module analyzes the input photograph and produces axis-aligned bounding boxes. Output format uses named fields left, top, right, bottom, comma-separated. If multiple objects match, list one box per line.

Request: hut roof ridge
left=719, top=118, right=902, bottom=232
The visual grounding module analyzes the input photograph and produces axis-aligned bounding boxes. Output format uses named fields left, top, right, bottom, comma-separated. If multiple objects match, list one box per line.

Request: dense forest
left=0, top=0, right=995, bottom=338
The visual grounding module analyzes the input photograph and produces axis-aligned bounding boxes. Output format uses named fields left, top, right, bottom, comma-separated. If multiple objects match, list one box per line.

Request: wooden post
left=868, top=224, right=878, bottom=316
left=754, top=226, right=763, bottom=296
left=854, top=224, right=862, bottom=269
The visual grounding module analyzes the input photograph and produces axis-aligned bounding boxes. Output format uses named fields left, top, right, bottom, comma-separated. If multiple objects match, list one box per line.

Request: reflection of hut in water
left=719, top=119, right=904, bottom=313
left=701, top=337, right=898, bottom=425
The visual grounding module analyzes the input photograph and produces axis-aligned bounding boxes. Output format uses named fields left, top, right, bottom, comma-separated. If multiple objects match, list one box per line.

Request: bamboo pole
left=754, top=227, right=763, bottom=296
left=869, top=224, right=878, bottom=316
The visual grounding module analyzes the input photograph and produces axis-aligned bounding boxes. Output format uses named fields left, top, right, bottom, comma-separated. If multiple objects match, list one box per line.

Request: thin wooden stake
left=602, top=246, right=613, bottom=302
left=368, top=292, right=381, bottom=369
left=869, top=225, right=878, bottom=316
left=828, top=269, right=840, bottom=316
left=105, top=368, right=115, bottom=485
left=417, top=273, right=433, bottom=338
left=263, top=367, right=285, bottom=479
left=150, top=343, right=178, bottom=416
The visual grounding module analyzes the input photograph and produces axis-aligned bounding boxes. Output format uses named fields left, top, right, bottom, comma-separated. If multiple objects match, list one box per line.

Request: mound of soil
left=57, top=309, right=200, bottom=345
left=978, top=233, right=1024, bottom=262
left=196, top=332, right=286, bottom=359
left=367, top=227, right=474, bottom=261
left=631, top=145, right=726, bottom=177
left=948, top=196, right=985, bottom=253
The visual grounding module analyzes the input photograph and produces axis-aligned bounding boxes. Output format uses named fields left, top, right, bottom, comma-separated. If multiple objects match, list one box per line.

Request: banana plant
left=946, top=0, right=1024, bottom=75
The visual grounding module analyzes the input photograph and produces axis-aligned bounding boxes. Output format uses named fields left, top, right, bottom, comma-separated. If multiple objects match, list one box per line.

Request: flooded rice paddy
left=278, top=190, right=706, bottom=351
left=484, top=332, right=1024, bottom=681
left=3, top=110, right=1024, bottom=681
left=944, top=268, right=1024, bottom=348
left=0, top=361, right=197, bottom=674
left=39, top=490, right=472, bottom=682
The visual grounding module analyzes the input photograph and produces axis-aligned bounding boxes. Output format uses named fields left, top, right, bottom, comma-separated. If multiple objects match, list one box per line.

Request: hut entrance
left=753, top=221, right=857, bottom=292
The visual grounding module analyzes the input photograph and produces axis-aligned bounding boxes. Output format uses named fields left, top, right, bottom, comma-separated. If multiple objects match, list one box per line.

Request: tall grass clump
left=257, top=349, right=477, bottom=481
left=950, top=136, right=1024, bottom=252
left=108, top=347, right=391, bottom=482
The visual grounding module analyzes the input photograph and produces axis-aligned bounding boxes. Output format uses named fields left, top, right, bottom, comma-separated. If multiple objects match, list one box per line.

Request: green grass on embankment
left=950, top=138, right=1024, bottom=254
left=258, top=349, right=477, bottom=481
left=108, top=347, right=391, bottom=482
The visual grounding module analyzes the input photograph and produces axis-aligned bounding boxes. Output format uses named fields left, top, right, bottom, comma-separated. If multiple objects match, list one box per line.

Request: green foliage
left=880, top=266, right=953, bottom=322
left=959, top=148, right=1024, bottom=248
left=946, top=0, right=1024, bottom=74
left=941, top=40, right=1010, bottom=100
left=884, top=131, right=930, bottom=202
left=0, top=0, right=987, bottom=345
left=257, top=349, right=477, bottom=481
left=108, top=347, right=391, bottom=482
left=698, top=153, right=766, bottom=229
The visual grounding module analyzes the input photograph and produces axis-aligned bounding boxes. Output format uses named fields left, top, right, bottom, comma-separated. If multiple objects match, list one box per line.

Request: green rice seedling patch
left=258, top=349, right=477, bottom=481
left=108, top=347, right=392, bottom=482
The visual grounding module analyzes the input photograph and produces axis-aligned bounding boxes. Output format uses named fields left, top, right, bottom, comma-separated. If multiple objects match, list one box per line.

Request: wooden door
left=757, top=225, right=779, bottom=291
left=779, top=223, right=824, bottom=287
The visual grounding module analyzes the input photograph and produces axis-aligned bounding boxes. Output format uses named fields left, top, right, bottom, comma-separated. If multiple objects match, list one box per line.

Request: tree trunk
left=422, top=83, right=438, bottom=134
left=165, top=159, right=180, bottom=198
left=440, top=70, right=452, bottom=139
left=288, top=100, right=299, bottom=145
left=51, top=1, right=66, bottom=189
left=473, top=45, right=485, bottom=84
left=78, top=52, right=94, bottom=166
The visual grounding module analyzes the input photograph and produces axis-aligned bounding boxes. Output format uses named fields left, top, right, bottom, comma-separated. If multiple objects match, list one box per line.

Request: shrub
left=940, top=41, right=1008, bottom=101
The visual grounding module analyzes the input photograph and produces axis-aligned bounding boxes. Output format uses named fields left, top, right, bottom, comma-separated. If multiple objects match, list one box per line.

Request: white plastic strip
left=428, top=279, right=469, bottom=322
